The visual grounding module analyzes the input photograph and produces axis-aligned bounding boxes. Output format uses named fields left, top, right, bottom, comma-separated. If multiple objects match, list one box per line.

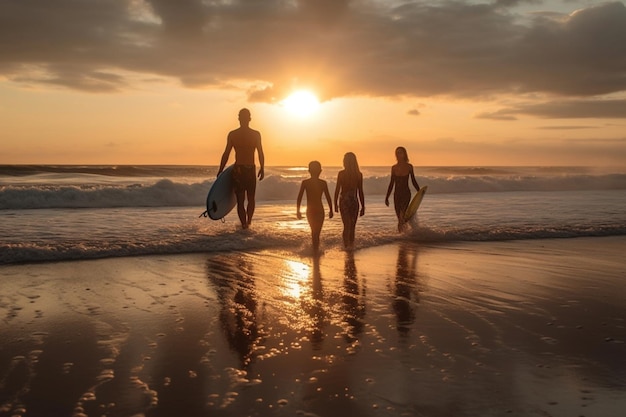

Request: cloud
left=536, top=125, right=596, bottom=130
left=407, top=109, right=421, bottom=116
left=417, top=135, right=626, bottom=165
left=475, top=111, right=519, bottom=121
left=1, top=0, right=625, bottom=101
left=566, top=137, right=626, bottom=143
left=476, top=99, right=626, bottom=119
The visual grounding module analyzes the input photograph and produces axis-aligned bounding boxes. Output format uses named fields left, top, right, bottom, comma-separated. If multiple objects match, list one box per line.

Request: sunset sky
left=1, top=0, right=625, bottom=167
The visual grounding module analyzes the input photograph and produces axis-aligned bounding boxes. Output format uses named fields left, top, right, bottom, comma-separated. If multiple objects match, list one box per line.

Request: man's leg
left=236, top=190, right=247, bottom=229
left=245, top=170, right=257, bottom=226
left=246, top=188, right=255, bottom=226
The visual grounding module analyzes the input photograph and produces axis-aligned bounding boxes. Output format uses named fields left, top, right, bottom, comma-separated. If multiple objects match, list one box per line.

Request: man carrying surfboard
left=217, top=108, right=265, bottom=229
left=385, top=146, right=420, bottom=232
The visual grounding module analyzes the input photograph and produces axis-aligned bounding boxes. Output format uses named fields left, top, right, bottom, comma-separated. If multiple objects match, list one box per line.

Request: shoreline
left=2, top=234, right=626, bottom=266
left=1, top=236, right=625, bottom=416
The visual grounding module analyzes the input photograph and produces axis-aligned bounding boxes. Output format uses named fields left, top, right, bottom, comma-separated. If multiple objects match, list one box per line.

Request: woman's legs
left=340, top=195, right=359, bottom=249
left=394, top=191, right=411, bottom=232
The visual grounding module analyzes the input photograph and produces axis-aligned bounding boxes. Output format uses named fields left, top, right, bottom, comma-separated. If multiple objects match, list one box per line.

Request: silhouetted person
left=217, top=108, right=265, bottom=229
left=385, top=146, right=420, bottom=232
left=297, top=161, right=333, bottom=253
left=334, top=152, right=365, bottom=249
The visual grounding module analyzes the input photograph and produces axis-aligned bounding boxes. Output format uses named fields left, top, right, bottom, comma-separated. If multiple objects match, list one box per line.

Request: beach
left=1, top=236, right=625, bottom=417
left=4, top=1, right=626, bottom=415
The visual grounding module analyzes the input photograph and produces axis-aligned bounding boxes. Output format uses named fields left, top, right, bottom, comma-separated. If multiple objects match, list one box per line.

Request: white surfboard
left=206, top=165, right=237, bottom=220
left=404, top=185, right=428, bottom=221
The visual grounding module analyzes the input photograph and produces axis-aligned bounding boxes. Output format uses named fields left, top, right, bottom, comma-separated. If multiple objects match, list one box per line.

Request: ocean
left=1, top=165, right=625, bottom=265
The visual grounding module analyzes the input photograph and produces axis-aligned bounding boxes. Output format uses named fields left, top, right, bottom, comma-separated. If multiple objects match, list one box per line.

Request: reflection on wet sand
left=393, top=242, right=420, bottom=335
left=206, top=255, right=260, bottom=369
left=342, top=252, right=366, bottom=344
left=307, top=255, right=326, bottom=349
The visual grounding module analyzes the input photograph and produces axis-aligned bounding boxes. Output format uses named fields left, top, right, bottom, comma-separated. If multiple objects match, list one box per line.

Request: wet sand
left=1, top=237, right=625, bottom=417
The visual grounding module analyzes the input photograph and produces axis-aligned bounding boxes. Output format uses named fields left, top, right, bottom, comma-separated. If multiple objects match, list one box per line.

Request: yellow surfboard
left=404, top=185, right=428, bottom=221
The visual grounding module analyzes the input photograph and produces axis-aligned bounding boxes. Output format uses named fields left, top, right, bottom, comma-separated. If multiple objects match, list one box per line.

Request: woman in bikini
left=385, top=146, right=420, bottom=232
left=334, top=152, right=365, bottom=249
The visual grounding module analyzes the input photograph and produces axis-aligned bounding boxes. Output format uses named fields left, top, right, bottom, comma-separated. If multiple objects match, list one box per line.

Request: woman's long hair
left=395, top=146, right=409, bottom=163
left=342, top=152, right=361, bottom=187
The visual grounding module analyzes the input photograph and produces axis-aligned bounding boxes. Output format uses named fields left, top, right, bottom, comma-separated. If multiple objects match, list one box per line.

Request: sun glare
left=281, top=90, right=320, bottom=117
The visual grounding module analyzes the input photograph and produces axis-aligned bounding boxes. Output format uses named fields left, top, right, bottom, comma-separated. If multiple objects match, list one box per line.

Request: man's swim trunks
left=232, top=164, right=256, bottom=193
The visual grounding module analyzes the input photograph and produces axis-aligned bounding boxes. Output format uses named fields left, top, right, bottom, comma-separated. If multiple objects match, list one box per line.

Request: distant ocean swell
left=0, top=164, right=213, bottom=178
left=2, top=173, right=626, bottom=210
left=0, top=180, right=207, bottom=210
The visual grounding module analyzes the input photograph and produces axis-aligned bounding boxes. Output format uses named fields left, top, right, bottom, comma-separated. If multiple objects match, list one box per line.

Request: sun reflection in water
left=281, top=260, right=310, bottom=299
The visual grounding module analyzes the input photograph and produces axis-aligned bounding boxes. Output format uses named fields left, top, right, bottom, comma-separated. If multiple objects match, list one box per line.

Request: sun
left=281, top=90, right=320, bottom=117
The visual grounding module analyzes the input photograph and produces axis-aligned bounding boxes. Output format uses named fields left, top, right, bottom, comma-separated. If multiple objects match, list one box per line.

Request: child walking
left=297, top=161, right=334, bottom=253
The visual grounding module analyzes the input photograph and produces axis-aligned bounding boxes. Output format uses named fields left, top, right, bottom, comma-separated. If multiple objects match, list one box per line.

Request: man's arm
left=256, top=133, right=265, bottom=181
left=217, top=136, right=233, bottom=176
